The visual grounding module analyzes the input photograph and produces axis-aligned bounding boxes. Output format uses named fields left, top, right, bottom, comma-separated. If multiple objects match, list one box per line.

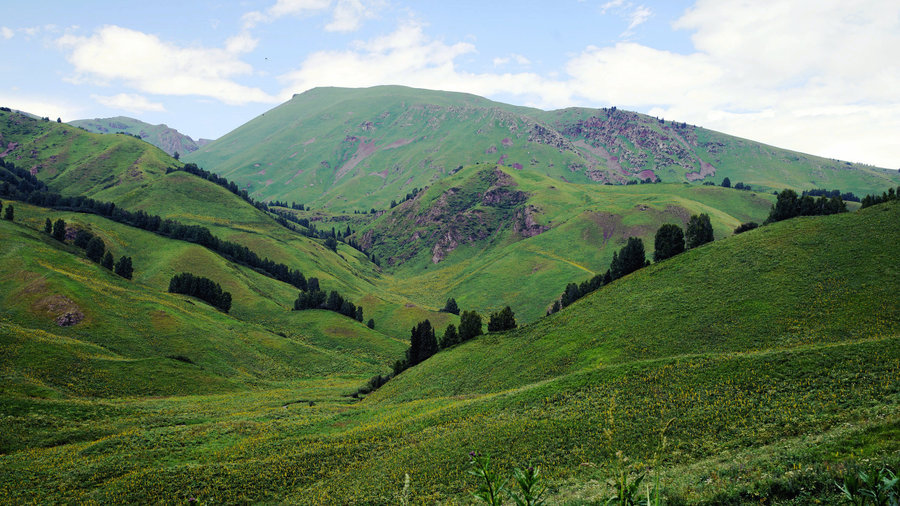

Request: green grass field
left=2, top=200, right=897, bottom=504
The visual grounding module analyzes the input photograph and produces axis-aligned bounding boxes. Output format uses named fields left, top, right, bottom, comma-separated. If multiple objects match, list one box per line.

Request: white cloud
left=92, top=93, right=166, bottom=113
left=1, top=27, right=13, bottom=40
left=0, top=94, right=83, bottom=121
left=627, top=5, right=652, bottom=30
left=493, top=53, right=531, bottom=67
left=57, top=25, right=275, bottom=105
left=325, top=0, right=377, bottom=32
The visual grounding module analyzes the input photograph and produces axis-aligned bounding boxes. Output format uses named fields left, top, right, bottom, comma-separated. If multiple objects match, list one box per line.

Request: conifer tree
left=3, top=204, right=13, bottom=221
left=459, top=311, right=483, bottom=342
left=653, top=223, right=685, bottom=262
left=45, top=218, right=52, bottom=234
left=86, top=237, right=105, bottom=263
left=114, top=256, right=133, bottom=280
left=441, top=323, right=459, bottom=348
left=487, top=306, right=517, bottom=332
left=441, top=297, right=460, bottom=315
left=101, top=251, right=114, bottom=270
left=610, top=237, right=647, bottom=279
left=52, top=218, right=66, bottom=241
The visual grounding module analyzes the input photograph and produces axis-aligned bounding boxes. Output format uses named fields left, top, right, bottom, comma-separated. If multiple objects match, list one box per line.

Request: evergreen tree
left=487, top=306, right=517, bottom=332
left=721, top=177, right=731, bottom=188
left=367, top=318, right=375, bottom=329
left=441, top=323, right=459, bottom=348
left=407, top=320, right=438, bottom=366
left=101, top=251, right=114, bottom=270
left=561, top=283, right=580, bottom=307
left=686, top=214, right=714, bottom=248
left=52, top=218, right=66, bottom=241
left=44, top=218, right=52, bottom=234
left=441, top=297, right=460, bottom=315
left=610, top=237, right=647, bottom=280
left=459, top=311, right=483, bottom=342
left=325, top=236, right=338, bottom=252
left=3, top=204, right=13, bottom=221
left=653, top=224, right=685, bottom=262
left=355, top=306, right=364, bottom=322
left=114, top=256, right=133, bottom=279
left=85, top=237, right=105, bottom=263
left=549, top=300, right=561, bottom=315
left=326, top=291, right=344, bottom=312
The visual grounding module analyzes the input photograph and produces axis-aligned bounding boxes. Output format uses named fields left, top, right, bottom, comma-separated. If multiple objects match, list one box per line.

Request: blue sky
left=3, top=0, right=899, bottom=168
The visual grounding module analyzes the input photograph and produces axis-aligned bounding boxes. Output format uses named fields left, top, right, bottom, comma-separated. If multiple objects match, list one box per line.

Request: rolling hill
left=185, top=86, right=900, bottom=211
left=69, top=116, right=207, bottom=157
left=2, top=195, right=896, bottom=503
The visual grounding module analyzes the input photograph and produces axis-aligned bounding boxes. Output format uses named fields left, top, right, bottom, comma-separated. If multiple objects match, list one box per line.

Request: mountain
left=185, top=86, right=900, bottom=210
left=69, top=116, right=203, bottom=157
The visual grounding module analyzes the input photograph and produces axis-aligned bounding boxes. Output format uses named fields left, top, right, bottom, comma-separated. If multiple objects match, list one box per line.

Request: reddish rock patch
left=288, top=152, right=299, bottom=158
left=336, top=138, right=377, bottom=180
left=302, top=138, right=316, bottom=146
left=501, top=137, right=514, bottom=147
left=382, top=138, right=414, bottom=150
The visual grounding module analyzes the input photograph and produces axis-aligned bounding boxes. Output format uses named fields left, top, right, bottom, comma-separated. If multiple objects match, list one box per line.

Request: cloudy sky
left=3, top=0, right=898, bottom=168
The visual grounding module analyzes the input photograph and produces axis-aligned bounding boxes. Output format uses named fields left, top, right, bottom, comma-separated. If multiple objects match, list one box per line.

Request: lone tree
left=367, top=318, right=375, bottom=329
left=721, top=177, right=731, bottom=188
left=686, top=213, right=714, bottom=248
left=459, top=310, right=483, bottom=342
left=653, top=224, right=685, bottom=262
left=114, top=256, right=134, bottom=279
left=487, top=306, right=517, bottom=332
left=610, top=237, right=648, bottom=280
left=85, top=236, right=105, bottom=263
left=52, top=218, right=66, bottom=241
left=441, top=297, right=460, bottom=315
left=3, top=204, right=13, bottom=221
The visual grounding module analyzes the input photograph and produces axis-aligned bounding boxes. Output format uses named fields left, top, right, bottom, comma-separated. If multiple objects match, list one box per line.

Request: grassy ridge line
left=376, top=201, right=900, bottom=402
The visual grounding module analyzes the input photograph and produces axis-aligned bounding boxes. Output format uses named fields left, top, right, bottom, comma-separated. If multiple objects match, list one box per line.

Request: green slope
left=359, top=163, right=777, bottom=322
left=186, top=86, right=900, bottom=210
left=69, top=116, right=202, bottom=157
left=2, top=202, right=897, bottom=504
left=1, top=109, right=453, bottom=338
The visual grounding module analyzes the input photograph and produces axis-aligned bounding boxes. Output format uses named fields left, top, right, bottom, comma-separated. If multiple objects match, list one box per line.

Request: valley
left=1, top=87, right=899, bottom=504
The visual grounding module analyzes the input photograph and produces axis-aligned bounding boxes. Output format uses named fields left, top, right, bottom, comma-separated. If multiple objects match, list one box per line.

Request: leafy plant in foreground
left=836, top=464, right=898, bottom=505
left=468, top=452, right=547, bottom=505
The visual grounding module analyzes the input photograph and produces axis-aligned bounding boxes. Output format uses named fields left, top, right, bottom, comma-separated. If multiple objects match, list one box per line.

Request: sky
left=2, top=0, right=899, bottom=168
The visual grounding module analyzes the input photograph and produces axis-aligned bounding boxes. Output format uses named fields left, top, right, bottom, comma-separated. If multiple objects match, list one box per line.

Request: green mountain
left=69, top=116, right=205, bottom=157
left=186, top=86, right=900, bottom=210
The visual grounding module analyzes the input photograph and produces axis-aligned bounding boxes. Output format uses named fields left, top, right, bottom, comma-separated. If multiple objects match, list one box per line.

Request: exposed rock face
left=56, top=311, right=84, bottom=327
left=515, top=205, right=549, bottom=238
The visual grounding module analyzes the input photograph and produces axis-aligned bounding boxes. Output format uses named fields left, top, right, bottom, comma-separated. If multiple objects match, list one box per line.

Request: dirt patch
left=288, top=152, right=298, bottom=158
left=302, top=138, right=316, bottom=146
left=382, top=138, right=414, bottom=150
left=32, top=294, right=85, bottom=326
left=336, top=138, right=377, bottom=180
left=151, top=310, right=176, bottom=331
left=686, top=160, right=717, bottom=181
left=586, top=212, right=624, bottom=244
left=501, top=137, right=514, bottom=147
left=325, top=327, right=356, bottom=338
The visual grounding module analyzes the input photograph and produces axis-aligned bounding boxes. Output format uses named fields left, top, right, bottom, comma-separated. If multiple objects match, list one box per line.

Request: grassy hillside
left=186, top=86, right=900, bottom=210
left=69, top=116, right=202, bottom=157
left=0, top=110, right=454, bottom=337
left=2, top=201, right=897, bottom=504
left=359, top=163, right=777, bottom=322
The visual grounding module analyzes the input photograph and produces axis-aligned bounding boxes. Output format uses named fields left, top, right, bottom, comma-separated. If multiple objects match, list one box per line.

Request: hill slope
left=69, top=116, right=205, bottom=157
left=2, top=201, right=897, bottom=504
left=186, top=85, right=900, bottom=210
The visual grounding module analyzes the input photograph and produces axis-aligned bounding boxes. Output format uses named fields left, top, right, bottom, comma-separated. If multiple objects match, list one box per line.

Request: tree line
left=169, top=272, right=232, bottom=313
left=548, top=214, right=714, bottom=314
left=50, top=218, right=134, bottom=279
left=764, top=189, right=847, bottom=224
left=860, top=186, right=899, bottom=208
left=292, top=280, right=368, bottom=325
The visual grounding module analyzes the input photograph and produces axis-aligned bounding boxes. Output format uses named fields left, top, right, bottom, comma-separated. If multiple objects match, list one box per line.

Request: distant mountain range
left=185, top=85, right=900, bottom=211
left=69, top=116, right=211, bottom=157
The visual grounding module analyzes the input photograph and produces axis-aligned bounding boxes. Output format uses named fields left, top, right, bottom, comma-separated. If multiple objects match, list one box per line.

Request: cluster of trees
left=169, top=163, right=257, bottom=209
left=0, top=159, right=49, bottom=199
left=765, top=189, right=847, bottom=224
left=803, top=188, right=859, bottom=203
left=549, top=214, right=714, bottom=314
left=487, top=306, right=517, bottom=332
left=393, top=309, right=485, bottom=377
left=718, top=177, right=752, bottom=191
left=860, top=187, right=899, bottom=208
left=4, top=176, right=313, bottom=291
left=68, top=226, right=134, bottom=279
left=389, top=187, right=421, bottom=209
left=168, top=272, right=232, bottom=313
left=292, top=280, right=366, bottom=323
